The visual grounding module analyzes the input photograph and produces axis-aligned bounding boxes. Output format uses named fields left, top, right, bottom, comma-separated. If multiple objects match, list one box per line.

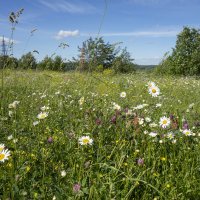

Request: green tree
left=157, top=27, right=200, bottom=75
left=112, top=48, right=136, bottom=73
left=77, top=37, right=119, bottom=71
left=18, top=52, right=37, bottom=69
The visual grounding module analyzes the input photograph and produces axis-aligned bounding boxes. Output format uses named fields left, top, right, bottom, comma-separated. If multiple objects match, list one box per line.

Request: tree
left=18, top=52, right=37, bottom=69
left=77, top=37, right=119, bottom=71
left=112, top=48, right=136, bottom=73
left=157, top=27, right=200, bottom=75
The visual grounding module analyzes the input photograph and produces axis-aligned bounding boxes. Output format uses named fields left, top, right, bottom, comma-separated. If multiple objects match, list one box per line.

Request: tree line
left=0, top=37, right=136, bottom=73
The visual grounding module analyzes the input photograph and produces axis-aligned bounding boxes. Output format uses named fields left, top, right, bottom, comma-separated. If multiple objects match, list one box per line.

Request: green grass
left=1, top=69, right=200, bottom=199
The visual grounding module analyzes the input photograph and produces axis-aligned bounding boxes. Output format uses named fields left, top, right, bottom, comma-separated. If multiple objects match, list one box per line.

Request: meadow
left=0, top=69, right=200, bottom=199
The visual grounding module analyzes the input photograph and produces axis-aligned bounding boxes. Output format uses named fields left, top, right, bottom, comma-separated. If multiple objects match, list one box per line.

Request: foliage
left=112, top=48, right=136, bottom=73
left=18, top=52, right=37, bottom=69
left=77, top=37, right=135, bottom=72
left=157, top=27, right=200, bottom=75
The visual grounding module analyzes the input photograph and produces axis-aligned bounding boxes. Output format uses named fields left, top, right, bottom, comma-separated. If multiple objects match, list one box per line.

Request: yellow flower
left=160, top=157, right=167, bottom=161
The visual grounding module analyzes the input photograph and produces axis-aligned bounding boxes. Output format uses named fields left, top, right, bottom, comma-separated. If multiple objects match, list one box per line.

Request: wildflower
left=0, top=144, right=5, bottom=152
left=8, top=135, right=13, bottom=140
left=110, top=115, right=117, bottom=124
left=9, top=111, right=13, bottom=117
left=52, top=196, right=56, bottom=200
left=120, top=92, right=126, bottom=98
left=155, top=103, right=162, bottom=108
left=61, top=170, right=66, bottom=177
left=33, top=121, right=39, bottom=126
left=149, top=132, right=157, bottom=137
left=8, top=101, right=20, bottom=109
left=182, top=121, right=189, bottom=130
left=79, top=97, right=85, bottom=105
left=149, top=122, right=158, bottom=128
left=145, top=117, right=151, bottom=123
left=13, top=139, right=18, bottom=143
left=78, top=136, right=93, bottom=146
left=73, top=183, right=81, bottom=193
left=47, top=137, right=53, bottom=143
left=112, top=102, right=121, bottom=110
left=138, top=118, right=144, bottom=125
left=95, top=118, right=102, bottom=125
left=159, top=116, right=170, bottom=129
left=0, top=149, right=10, bottom=162
left=137, top=158, right=144, bottom=166
left=160, top=157, right=166, bottom=161
left=148, top=86, right=160, bottom=97
left=37, top=112, right=48, bottom=119
left=183, top=129, right=192, bottom=136
left=167, top=132, right=175, bottom=139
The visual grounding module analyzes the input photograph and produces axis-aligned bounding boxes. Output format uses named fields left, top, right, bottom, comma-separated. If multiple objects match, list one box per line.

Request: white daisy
left=149, top=132, right=157, bottom=137
left=61, top=170, right=67, bottom=177
left=37, top=112, right=48, bottom=120
left=149, top=86, right=160, bottom=97
left=0, top=149, right=10, bottom=162
left=159, top=116, right=170, bottom=129
left=120, top=92, right=126, bottom=98
left=145, top=117, right=151, bottom=123
left=79, top=97, right=85, bottom=105
left=183, top=129, right=192, bottom=136
left=167, top=132, right=175, bottom=139
left=33, top=121, right=39, bottom=126
left=79, top=136, right=93, bottom=146
left=112, top=102, right=121, bottom=110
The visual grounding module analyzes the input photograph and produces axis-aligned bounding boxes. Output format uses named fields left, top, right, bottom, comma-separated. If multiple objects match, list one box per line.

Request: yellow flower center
left=82, top=138, right=89, bottom=144
left=0, top=153, right=5, bottom=160
left=163, top=120, right=168, bottom=124
left=152, top=89, right=156, bottom=93
left=185, top=131, right=189, bottom=135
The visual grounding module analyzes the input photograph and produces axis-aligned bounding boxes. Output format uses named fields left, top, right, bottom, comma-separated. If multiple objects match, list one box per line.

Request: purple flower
left=73, top=183, right=81, bottom=193
left=110, top=115, right=117, bottom=124
left=96, top=118, right=102, bottom=125
left=170, top=114, right=174, bottom=120
left=137, top=158, right=144, bottom=166
left=47, top=137, right=53, bottom=143
left=183, top=121, right=189, bottom=130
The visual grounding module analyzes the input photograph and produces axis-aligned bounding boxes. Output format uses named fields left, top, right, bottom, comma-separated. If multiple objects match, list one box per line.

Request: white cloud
left=39, top=0, right=96, bottom=14
left=55, top=30, right=79, bottom=40
left=81, top=30, right=179, bottom=37
left=0, top=36, right=19, bottom=44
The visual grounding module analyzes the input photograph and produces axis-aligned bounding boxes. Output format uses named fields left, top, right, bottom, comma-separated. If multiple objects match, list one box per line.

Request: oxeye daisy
left=183, top=129, right=192, bottom=136
left=37, top=112, right=48, bottom=120
left=78, top=136, right=93, bottom=146
left=0, top=149, right=10, bottom=162
left=149, top=132, right=157, bottom=137
left=167, top=132, right=175, bottom=139
left=120, top=92, right=126, bottom=98
left=159, top=116, right=170, bottom=128
left=0, top=144, right=5, bottom=152
left=149, top=86, right=160, bottom=97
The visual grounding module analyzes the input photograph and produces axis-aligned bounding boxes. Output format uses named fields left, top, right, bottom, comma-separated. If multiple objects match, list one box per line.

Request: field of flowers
left=0, top=69, right=200, bottom=200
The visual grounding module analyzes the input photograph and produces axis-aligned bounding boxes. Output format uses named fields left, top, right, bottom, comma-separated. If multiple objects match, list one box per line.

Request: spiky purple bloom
left=183, top=121, right=189, bottom=130
left=73, top=183, right=81, bottom=193
left=96, top=118, right=102, bottom=125
left=47, top=137, right=53, bottom=143
left=110, top=115, right=117, bottom=124
left=137, top=158, right=144, bottom=166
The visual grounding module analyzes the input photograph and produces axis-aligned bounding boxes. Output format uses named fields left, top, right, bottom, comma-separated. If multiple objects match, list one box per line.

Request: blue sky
left=0, top=0, right=200, bottom=64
